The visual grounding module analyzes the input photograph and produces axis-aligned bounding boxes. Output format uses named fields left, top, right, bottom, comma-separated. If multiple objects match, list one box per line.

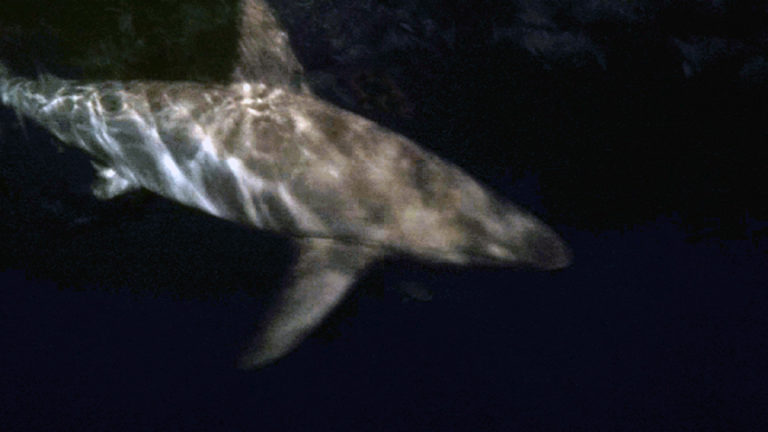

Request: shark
left=0, top=0, right=571, bottom=368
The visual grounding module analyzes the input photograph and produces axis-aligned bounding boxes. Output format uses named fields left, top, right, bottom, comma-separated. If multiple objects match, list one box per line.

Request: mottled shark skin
left=0, top=0, right=571, bottom=368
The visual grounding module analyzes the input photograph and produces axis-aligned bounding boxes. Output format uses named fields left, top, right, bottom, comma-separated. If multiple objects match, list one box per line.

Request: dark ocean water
left=1, top=1, right=767, bottom=430
left=1, top=218, right=765, bottom=431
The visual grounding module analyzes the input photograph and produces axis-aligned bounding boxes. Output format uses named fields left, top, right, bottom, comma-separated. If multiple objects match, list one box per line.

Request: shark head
left=452, top=192, right=572, bottom=270
left=384, top=159, right=572, bottom=270
left=449, top=172, right=572, bottom=269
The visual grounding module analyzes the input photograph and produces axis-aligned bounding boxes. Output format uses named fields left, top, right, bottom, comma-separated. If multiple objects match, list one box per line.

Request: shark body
left=0, top=0, right=570, bottom=367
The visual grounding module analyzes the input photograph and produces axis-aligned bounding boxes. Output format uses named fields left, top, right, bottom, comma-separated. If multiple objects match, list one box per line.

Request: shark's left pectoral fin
left=90, top=162, right=139, bottom=200
left=239, top=238, right=382, bottom=368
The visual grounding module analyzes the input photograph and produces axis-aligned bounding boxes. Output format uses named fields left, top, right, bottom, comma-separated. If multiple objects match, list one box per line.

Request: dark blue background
left=1, top=1, right=767, bottom=430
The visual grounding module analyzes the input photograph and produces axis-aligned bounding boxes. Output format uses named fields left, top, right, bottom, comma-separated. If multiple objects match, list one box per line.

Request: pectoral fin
left=239, top=238, right=381, bottom=368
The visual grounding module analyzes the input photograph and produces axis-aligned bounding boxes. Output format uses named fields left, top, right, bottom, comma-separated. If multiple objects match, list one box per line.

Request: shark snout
left=481, top=228, right=571, bottom=269
left=477, top=209, right=572, bottom=269
left=525, top=228, right=572, bottom=270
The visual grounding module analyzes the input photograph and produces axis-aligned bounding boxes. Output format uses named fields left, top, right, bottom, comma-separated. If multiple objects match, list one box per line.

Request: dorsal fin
left=232, top=0, right=307, bottom=91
